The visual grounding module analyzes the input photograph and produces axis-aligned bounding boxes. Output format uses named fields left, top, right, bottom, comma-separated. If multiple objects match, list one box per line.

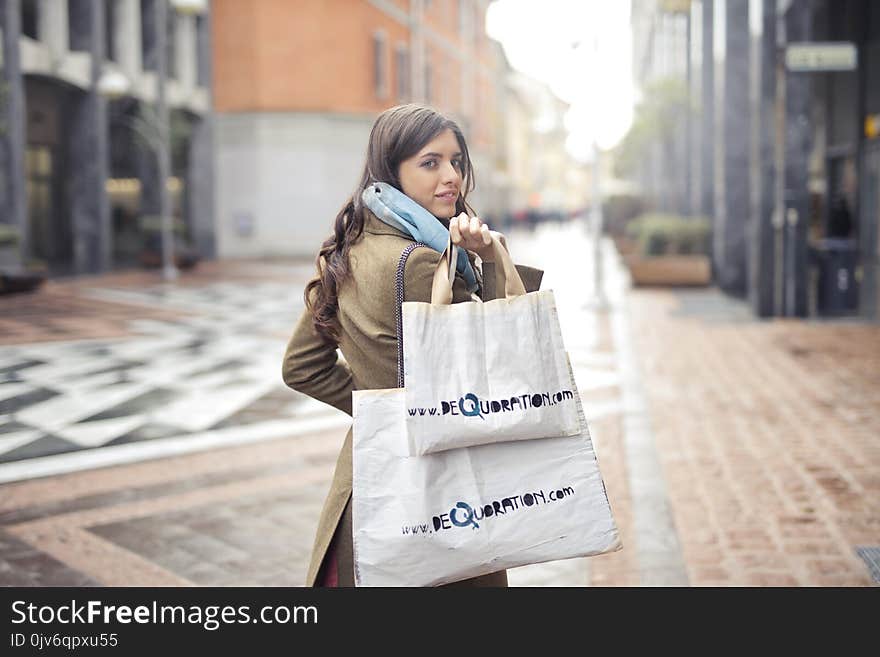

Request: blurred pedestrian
left=828, top=194, right=854, bottom=239
left=281, top=104, right=543, bottom=587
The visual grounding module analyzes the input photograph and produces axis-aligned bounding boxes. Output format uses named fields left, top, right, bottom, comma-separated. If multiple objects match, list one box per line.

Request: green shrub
left=602, top=194, right=645, bottom=237
left=0, top=223, right=21, bottom=246
left=626, top=214, right=710, bottom=256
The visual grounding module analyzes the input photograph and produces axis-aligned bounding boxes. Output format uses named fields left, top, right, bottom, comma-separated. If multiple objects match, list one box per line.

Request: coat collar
left=363, top=210, right=409, bottom=238
left=362, top=209, right=451, bottom=239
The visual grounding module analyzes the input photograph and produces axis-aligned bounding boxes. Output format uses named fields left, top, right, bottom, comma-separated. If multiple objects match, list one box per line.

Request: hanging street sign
left=785, top=42, right=858, bottom=72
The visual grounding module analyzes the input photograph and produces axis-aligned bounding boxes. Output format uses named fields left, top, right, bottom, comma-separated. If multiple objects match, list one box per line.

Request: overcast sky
left=485, top=0, right=634, bottom=160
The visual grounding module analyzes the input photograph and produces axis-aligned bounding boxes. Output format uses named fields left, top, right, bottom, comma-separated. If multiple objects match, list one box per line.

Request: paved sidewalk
left=631, top=288, right=879, bottom=586
left=0, top=224, right=877, bottom=586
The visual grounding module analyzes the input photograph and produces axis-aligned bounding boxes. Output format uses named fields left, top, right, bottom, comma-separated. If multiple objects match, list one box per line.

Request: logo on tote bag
left=399, top=485, right=577, bottom=536
left=407, top=389, right=575, bottom=420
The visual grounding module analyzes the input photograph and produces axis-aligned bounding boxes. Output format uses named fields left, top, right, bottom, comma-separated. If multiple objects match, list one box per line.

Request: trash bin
left=812, top=239, right=858, bottom=315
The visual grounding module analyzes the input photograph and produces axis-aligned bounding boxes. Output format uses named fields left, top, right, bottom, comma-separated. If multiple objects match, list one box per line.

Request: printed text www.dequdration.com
left=401, top=486, right=576, bottom=536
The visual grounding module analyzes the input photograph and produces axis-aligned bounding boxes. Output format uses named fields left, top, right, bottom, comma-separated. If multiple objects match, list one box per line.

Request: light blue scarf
left=361, top=182, right=478, bottom=293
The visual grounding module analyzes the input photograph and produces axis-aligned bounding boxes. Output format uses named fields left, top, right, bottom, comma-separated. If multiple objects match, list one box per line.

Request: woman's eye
left=451, top=159, right=461, bottom=169
left=421, top=160, right=437, bottom=169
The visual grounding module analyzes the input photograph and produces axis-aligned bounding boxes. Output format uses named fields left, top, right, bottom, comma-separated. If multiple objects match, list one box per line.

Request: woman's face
left=397, top=128, right=463, bottom=219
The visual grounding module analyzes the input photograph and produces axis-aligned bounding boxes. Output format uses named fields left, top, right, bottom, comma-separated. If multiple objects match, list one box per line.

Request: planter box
left=612, top=235, right=638, bottom=257
left=624, top=255, right=711, bottom=287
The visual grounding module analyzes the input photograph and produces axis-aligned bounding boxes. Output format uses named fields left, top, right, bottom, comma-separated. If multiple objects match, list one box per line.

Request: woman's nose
left=441, top=161, right=460, bottom=182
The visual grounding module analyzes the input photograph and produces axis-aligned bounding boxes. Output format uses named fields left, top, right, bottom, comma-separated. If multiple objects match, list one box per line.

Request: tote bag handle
left=430, top=232, right=526, bottom=305
left=396, top=242, right=428, bottom=388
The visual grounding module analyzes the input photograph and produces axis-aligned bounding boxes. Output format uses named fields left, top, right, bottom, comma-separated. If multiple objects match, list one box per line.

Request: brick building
left=211, top=0, right=504, bottom=258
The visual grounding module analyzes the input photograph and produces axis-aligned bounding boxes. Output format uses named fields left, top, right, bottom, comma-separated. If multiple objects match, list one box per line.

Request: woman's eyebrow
left=419, top=151, right=463, bottom=158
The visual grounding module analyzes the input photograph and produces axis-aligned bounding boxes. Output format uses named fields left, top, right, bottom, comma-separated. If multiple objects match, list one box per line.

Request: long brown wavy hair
left=304, top=104, right=476, bottom=343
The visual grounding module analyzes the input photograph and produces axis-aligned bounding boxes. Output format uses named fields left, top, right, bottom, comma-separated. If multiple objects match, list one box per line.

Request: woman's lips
left=435, top=192, right=457, bottom=202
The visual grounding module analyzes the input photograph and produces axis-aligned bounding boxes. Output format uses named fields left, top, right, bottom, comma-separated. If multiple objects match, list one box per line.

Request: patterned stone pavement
left=0, top=224, right=877, bottom=587
left=0, top=259, right=349, bottom=481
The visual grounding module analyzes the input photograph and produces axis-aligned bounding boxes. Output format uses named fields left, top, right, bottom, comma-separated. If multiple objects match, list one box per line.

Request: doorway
left=24, top=77, right=74, bottom=275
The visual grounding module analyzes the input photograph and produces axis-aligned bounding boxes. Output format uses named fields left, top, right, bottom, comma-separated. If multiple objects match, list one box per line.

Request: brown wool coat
left=282, top=211, right=543, bottom=587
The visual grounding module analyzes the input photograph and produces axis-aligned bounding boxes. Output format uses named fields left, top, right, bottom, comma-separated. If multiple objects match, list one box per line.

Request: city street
left=0, top=222, right=877, bottom=586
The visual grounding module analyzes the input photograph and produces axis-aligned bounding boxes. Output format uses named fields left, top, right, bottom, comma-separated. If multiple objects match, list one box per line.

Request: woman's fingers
left=468, top=216, right=481, bottom=239
left=459, top=214, right=471, bottom=240
left=449, top=213, right=465, bottom=244
left=449, top=214, right=492, bottom=251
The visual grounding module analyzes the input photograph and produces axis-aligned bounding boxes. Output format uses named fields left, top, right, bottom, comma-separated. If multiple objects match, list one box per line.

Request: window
left=105, top=0, right=117, bottom=61
left=373, top=32, right=387, bottom=98
left=21, top=0, right=39, bottom=39
left=396, top=44, right=409, bottom=102
left=141, top=0, right=157, bottom=71
left=166, top=5, right=177, bottom=79
left=458, top=0, right=467, bottom=37
left=424, top=59, right=433, bottom=104
left=196, top=14, right=209, bottom=87
left=68, top=0, right=92, bottom=52
left=474, top=3, right=482, bottom=49
left=137, top=0, right=175, bottom=76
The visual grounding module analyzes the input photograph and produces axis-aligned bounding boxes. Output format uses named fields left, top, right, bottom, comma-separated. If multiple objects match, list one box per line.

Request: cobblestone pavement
left=0, top=224, right=877, bottom=586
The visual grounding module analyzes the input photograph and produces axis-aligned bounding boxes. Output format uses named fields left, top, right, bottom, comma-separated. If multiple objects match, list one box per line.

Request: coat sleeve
left=281, top=305, right=354, bottom=416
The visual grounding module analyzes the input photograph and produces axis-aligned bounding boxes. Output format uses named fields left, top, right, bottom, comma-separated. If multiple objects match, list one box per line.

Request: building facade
left=211, top=0, right=513, bottom=259
left=631, top=0, right=880, bottom=320
left=0, top=0, right=215, bottom=276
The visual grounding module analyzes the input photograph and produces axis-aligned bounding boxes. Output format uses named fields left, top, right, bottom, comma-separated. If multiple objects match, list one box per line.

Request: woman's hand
left=449, top=213, right=506, bottom=263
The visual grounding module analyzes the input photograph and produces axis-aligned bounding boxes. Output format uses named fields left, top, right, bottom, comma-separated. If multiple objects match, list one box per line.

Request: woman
left=282, top=104, right=543, bottom=587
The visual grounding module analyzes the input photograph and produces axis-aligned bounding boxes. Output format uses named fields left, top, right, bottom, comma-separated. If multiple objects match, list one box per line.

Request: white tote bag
left=351, top=369, right=621, bottom=587
left=402, top=235, right=581, bottom=456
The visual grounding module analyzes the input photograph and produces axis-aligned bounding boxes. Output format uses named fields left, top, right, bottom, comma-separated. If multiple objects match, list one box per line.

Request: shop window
left=827, top=155, right=857, bottom=238
left=25, top=146, right=54, bottom=263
